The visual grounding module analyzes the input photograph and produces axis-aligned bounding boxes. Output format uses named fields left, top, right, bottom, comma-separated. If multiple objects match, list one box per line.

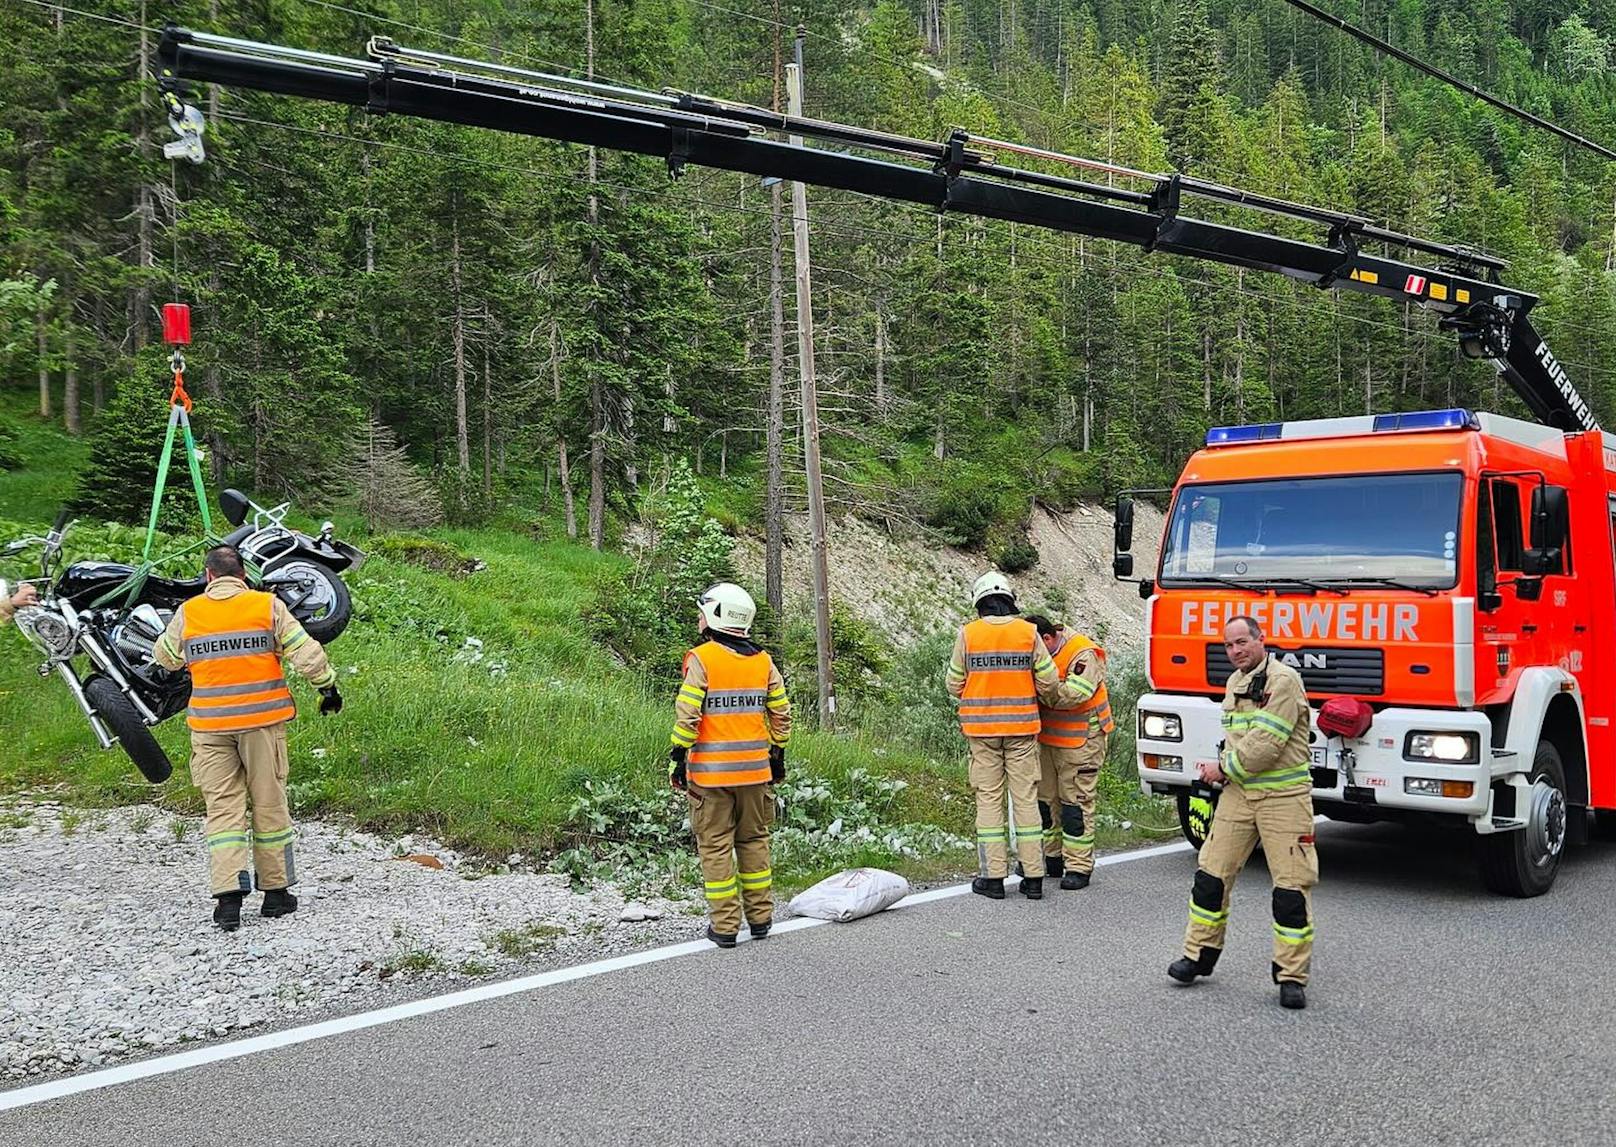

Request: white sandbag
left=788, top=867, right=910, bottom=922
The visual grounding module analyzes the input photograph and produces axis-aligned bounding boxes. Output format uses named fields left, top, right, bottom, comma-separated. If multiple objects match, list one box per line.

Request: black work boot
left=971, top=876, right=1006, bottom=900
left=261, top=888, right=298, bottom=919
left=1017, top=856, right=1063, bottom=879
left=1060, top=871, right=1091, bottom=891
left=706, top=926, right=738, bottom=949
left=1279, top=982, right=1307, bottom=1010
left=748, top=920, right=772, bottom=940
left=213, top=891, right=244, bottom=933
left=1167, top=947, right=1221, bottom=984
left=1020, top=876, right=1044, bottom=900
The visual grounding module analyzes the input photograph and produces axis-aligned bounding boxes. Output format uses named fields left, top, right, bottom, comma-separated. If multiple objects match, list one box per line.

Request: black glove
left=769, top=744, right=785, bottom=784
left=318, top=685, right=343, bottom=716
left=669, top=745, right=688, bottom=790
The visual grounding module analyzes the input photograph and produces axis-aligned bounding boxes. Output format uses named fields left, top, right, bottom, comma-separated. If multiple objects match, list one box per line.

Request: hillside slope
left=735, top=501, right=1165, bottom=652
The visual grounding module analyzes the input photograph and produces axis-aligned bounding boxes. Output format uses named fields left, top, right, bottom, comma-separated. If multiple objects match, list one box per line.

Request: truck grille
left=1206, top=646, right=1384, bottom=696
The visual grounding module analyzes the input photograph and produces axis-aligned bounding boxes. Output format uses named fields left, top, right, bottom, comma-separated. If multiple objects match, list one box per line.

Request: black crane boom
left=156, top=27, right=1599, bottom=433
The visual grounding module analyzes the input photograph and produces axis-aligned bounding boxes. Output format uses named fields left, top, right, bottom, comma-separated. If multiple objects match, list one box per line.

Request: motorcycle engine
left=111, top=603, right=171, bottom=665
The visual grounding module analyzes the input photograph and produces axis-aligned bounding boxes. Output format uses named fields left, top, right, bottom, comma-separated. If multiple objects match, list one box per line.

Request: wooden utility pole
left=787, top=33, right=836, bottom=730
left=585, top=0, right=607, bottom=550
left=764, top=2, right=785, bottom=621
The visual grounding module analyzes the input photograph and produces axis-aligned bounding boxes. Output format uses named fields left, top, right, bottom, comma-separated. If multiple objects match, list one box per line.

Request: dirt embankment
left=734, top=501, right=1164, bottom=652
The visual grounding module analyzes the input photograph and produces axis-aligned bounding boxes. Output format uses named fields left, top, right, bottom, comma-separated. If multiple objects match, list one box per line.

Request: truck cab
left=1121, top=408, right=1616, bottom=895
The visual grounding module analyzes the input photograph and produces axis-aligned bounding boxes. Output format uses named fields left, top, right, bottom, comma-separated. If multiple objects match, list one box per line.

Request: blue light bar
left=1206, top=422, right=1284, bottom=446
left=1371, top=408, right=1477, bottom=433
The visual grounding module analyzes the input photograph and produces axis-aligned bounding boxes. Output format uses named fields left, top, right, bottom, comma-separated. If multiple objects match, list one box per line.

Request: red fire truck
left=1119, top=409, right=1614, bottom=895
left=156, top=25, right=1614, bottom=895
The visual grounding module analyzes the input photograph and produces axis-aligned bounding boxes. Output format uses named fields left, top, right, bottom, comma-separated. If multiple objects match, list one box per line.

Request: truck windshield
left=1159, top=472, right=1463, bottom=589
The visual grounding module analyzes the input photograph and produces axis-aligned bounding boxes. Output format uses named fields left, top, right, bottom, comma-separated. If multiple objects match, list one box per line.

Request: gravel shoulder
left=0, top=799, right=706, bottom=1082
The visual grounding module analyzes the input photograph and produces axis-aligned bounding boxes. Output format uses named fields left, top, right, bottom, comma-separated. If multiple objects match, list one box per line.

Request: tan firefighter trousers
left=1183, top=782, right=1318, bottom=984
left=688, top=783, right=774, bottom=935
left=192, top=724, right=297, bottom=896
left=968, top=735, right=1044, bottom=880
left=1039, top=733, right=1106, bottom=875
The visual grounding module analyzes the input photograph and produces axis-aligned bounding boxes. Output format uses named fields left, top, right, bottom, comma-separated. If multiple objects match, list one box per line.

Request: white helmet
left=699, top=582, right=757, bottom=636
left=971, top=570, right=1015, bottom=606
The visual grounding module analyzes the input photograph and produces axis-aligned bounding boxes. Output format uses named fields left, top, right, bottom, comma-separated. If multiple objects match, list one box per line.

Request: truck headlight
left=1404, top=731, right=1480, bottom=764
left=1139, top=711, right=1183, bottom=741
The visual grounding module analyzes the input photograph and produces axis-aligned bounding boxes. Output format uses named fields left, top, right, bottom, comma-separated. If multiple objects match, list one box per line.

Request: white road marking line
left=0, top=839, right=1194, bottom=1113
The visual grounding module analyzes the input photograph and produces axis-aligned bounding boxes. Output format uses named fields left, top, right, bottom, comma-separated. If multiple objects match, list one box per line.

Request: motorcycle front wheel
left=265, top=560, right=352, bottom=644
left=84, top=675, right=172, bottom=784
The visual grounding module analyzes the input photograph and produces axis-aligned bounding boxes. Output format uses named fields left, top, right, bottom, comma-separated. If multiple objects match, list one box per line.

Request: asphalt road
left=6, top=822, right=1615, bottom=1146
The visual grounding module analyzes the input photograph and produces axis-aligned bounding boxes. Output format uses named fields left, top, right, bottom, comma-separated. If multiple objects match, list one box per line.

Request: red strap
left=169, top=367, right=193, bottom=413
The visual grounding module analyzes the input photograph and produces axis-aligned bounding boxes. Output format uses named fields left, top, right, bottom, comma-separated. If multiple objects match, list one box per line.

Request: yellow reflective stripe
left=310, top=668, right=338, bottom=689
left=1066, top=675, right=1097, bottom=699
left=704, top=876, right=739, bottom=901
left=738, top=869, right=772, bottom=888
left=1273, top=922, right=1315, bottom=944
left=1251, top=707, right=1294, bottom=732
left=670, top=726, right=698, bottom=747
left=1189, top=899, right=1228, bottom=926
left=1241, top=767, right=1312, bottom=790
left=282, top=629, right=310, bottom=653
left=159, top=634, right=183, bottom=661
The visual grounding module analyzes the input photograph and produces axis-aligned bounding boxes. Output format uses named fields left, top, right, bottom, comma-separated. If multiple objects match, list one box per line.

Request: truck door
left=1475, top=475, right=1548, bottom=701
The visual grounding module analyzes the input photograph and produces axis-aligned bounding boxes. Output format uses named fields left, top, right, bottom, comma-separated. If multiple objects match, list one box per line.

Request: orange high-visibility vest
left=181, top=590, right=295, bottom=734
left=1038, top=635, right=1115, bottom=748
left=687, top=642, right=773, bottom=787
left=957, top=618, right=1041, bottom=738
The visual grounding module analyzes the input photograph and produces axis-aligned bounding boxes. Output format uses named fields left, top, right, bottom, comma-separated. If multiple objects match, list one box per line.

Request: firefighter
left=669, top=582, right=791, bottom=949
left=1024, top=615, right=1114, bottom=890
left=948, top=573, right=1088, bottom=901
left=0, top=582, right=38, bottom=622
left=154, top=545, right=342, bottom=932
left=1169, top=615, right=1317, bottom=1010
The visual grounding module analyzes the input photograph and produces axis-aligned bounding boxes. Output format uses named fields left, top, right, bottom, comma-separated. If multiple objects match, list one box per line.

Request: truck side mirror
left=1530, top=485, right=1569, bottom=551
left=220, top=489, right=250, bottom=528
left=1113, top=553, right=1134, bottom=578
left=1520, top=548, right=1560, bottom=577
left=1513, top=576, right=1544, bottom=602
left=1114, top=496, right=1135, bottom=553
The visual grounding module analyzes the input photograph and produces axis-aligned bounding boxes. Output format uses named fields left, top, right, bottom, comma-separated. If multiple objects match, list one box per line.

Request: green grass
left=487, top=922, right=566, bottom=958
left=0, top=392, right=88, bottom=521
left=0, top=391, right=1169, bottom=887
left=0, top=407, right=976, bottom=882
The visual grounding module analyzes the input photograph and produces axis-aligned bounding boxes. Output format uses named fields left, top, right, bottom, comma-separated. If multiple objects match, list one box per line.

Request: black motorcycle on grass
left=1, top=492, right=362, bottom=783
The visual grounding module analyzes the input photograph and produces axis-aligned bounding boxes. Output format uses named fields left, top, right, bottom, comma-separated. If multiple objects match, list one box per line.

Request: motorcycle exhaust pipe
left=57, top=662, right=115, bottom=750
left=77, top=630, right=162, bottom=726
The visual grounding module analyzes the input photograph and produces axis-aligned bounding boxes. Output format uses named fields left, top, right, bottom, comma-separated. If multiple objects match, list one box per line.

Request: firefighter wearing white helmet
left=670, top=582, right=792, bottom=947
left=948, top=570, right=1093, bottom=900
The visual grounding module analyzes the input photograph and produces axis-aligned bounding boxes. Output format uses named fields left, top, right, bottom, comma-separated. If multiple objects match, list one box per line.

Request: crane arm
left=156, top=27, right=1599, bottom=432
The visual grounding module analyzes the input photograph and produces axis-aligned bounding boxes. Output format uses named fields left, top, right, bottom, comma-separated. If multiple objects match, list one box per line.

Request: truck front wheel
left=1480, top=741, right=1566, bottom=898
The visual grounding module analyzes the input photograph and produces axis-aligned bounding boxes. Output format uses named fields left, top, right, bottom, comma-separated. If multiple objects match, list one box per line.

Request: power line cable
left=15, top=0, right=154, bottom=32
left=1281, top=0, right=1616, bottom=163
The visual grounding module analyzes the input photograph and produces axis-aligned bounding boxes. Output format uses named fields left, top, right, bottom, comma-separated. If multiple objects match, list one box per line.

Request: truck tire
left=1176, top=787, right=1216, bottom=850
left=84, top=675, right=172, bottom=784
left=1480, top=741, right=1566, bottom=898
